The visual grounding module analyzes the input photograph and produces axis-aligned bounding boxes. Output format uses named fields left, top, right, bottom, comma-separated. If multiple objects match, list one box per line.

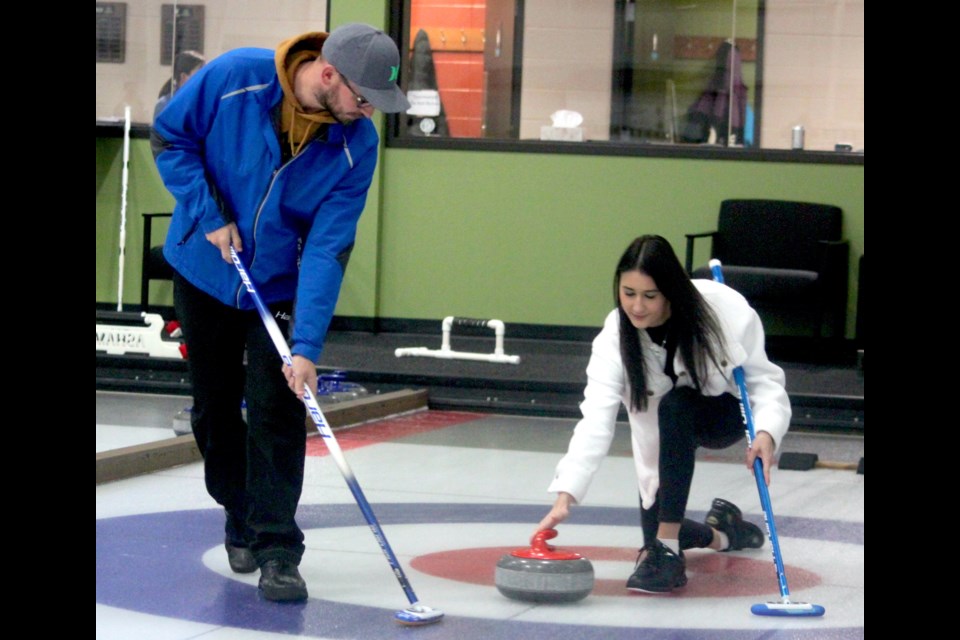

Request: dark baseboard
left=96, top=302, right=176, bottom=318
left=328, top=315, right=600, bottom=342
left=329, top=315, right=859, bottom=363
left=763, top=335, right=859, bottom=366
left=97, top=305, right=859, bottom=365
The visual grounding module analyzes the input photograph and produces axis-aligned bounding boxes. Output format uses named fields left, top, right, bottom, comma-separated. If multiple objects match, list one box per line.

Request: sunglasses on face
left=338, top=71, right=371, bottom=108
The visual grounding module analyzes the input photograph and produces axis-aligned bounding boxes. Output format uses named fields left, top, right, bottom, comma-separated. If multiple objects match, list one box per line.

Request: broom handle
left=710, top=259, right=793, bottom=602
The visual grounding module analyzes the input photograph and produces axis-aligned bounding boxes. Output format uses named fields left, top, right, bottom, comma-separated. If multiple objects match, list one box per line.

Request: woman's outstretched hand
left=535, top=492, right=575, bottom=536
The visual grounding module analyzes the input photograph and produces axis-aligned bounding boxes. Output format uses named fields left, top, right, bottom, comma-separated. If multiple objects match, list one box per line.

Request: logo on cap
left=389, top=65, right=399, bottom=82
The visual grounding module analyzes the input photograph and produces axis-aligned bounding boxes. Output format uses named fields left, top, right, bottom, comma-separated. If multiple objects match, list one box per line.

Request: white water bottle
left=791, top=125, right=805, bottom=150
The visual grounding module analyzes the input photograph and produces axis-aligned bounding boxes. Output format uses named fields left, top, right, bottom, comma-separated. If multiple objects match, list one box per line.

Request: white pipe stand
left=395, top=316, right=521, bottom=364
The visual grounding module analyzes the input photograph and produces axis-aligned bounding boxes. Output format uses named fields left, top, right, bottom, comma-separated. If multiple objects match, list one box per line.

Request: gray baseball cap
left=322, top=23, right=410, bottom=113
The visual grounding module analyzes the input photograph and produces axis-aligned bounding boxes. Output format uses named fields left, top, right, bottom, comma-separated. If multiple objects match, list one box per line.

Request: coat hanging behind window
left=681, top=41, right=747, bottom=146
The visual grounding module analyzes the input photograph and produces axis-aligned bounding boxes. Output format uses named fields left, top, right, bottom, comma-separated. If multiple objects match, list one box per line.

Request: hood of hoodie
left=275, top=31, right=337, bottom=156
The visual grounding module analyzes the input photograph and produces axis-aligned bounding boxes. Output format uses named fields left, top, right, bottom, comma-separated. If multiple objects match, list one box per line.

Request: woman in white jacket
left=537, top=235, right=790, bottom=593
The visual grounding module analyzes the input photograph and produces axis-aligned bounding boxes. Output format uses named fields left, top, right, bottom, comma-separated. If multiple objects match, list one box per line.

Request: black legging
left=640, top=386, right=744, bottom=549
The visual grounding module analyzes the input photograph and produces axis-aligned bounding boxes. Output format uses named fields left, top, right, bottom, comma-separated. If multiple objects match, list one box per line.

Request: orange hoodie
left=275, top=32, right=338, bottom=157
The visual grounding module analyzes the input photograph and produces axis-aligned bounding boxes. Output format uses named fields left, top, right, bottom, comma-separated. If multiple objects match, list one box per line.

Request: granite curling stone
left=495, top=529, right=594, bottom=603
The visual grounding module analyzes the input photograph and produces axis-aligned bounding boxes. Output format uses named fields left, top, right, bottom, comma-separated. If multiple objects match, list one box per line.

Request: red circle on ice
left=411, top=546, right=822, bottom=598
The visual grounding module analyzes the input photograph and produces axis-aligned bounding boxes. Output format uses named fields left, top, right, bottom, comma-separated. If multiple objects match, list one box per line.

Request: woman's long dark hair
left=614, top=235, right=727, bottom=411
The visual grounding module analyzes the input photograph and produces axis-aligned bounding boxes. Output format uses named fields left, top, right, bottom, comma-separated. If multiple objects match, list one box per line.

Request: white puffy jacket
left=547, top=279, right=791, bottom=509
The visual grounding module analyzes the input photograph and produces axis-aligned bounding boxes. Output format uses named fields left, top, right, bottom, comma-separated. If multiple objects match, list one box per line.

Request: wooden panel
left=674, top=36, right=757, bottom=62
left=96, top=435, right=201, bottom=484
left=448, top=117, right=483, bottom=138
left=410, top=4, right=486, bottom=30
left=307, top=389, right=430, bottom=434
left=409, top=0, right=488, bottom=138
left=409, top=27, right=485, bottom=52
left=97, top=389, right=430, bottom=484
left=438, top=90, right=484, bottom=120
left=433, top=53, right=484, bottom=90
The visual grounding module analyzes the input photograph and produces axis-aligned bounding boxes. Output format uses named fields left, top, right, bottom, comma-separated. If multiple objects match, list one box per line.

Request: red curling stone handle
left=510, top=528, right=583, bottom=560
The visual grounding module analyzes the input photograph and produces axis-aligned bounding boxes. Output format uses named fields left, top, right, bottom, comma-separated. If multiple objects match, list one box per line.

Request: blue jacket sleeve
left=290, top=137, right=378, bottom=362
left=151, top=62, right=236, bottom=234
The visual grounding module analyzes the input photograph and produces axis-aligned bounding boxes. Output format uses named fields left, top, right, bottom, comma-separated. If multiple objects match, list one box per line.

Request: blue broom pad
left=751, top=602, right=826, bottom=617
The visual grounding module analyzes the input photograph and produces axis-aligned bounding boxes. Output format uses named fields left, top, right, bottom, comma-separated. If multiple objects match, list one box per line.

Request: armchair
left=140, top=212, right=174, bottom=313
left=685, top=199, right=848, bottom=338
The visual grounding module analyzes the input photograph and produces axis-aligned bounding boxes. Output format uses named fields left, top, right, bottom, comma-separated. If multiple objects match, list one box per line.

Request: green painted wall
left=96, top=137, right=175, bottom=309
left=95, top=135, right=384, bottom=318
left=95, top=141, right=864, bottom=337
left=326, top=0, right=393, bottom=319
left=378, top=148, right=864, bottom=335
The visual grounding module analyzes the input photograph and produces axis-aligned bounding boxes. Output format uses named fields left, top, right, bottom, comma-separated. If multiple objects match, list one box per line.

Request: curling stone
left=495, top=529, right=594, bottom=603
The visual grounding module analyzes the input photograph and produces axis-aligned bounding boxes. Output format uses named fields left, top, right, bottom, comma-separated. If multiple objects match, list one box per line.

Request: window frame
left=384, top=0, right=863, bottom=167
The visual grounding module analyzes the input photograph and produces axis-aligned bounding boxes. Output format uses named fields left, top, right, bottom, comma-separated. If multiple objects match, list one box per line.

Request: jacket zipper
left=232, top=130, right=352, bottom=307
left=232, top=146, right=313, bottom=307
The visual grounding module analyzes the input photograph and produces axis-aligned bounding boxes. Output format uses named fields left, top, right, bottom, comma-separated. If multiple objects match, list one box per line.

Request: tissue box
left=540, top=126, right=584, bottom=142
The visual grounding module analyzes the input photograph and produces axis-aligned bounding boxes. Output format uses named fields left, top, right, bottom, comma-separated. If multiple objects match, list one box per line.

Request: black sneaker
left=705, top=498, right=765, bottom=551
left=225, top=543, right=258, bottom=574
left=626, top=540, right=687, bottom=593
left=258, top=560, right=308, bottom=601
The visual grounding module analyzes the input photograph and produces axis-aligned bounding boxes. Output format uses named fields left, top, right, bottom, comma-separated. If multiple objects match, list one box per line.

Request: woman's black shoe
left=705, top=498, right=765, bottom=551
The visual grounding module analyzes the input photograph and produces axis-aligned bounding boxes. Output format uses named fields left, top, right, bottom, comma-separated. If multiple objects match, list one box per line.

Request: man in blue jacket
left=151, top=23, right=409, bottom=602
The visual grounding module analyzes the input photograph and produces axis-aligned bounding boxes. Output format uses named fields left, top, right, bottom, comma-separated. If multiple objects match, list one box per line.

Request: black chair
left=140, top=212, right=174, bottom=313
left=855, top=254, right=864, bottom=364
left=685, top=199, right=848, bottom=338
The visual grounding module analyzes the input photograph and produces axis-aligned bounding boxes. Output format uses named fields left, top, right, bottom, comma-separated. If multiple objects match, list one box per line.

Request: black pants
left=640, top=386, right=743, bottom=550
left=174, top=272, right=307, bottom=565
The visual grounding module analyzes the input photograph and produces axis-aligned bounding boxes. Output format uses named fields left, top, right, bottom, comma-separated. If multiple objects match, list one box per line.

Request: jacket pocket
left=702, top=342, right=747, bottom=396
left=177, top=218, right=200, bottom=246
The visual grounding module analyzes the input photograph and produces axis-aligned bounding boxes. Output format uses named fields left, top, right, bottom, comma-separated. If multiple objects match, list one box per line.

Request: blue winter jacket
left=152, top=47, right=379, bottom=362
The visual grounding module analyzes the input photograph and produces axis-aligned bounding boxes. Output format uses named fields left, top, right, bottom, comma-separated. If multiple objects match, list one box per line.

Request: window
left=160, top=4, right=205, bottom=65
left=95, top=1, right=328, bottom=127
left=389, top=0, right=864, bottom=157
